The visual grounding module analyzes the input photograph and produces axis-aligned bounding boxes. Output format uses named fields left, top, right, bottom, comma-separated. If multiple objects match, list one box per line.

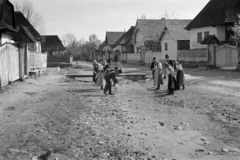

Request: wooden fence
left=0, top=43, right=20, bottom=86
left=47, top=55, right=72, bottom=63
left=215, top=44, right=238, bottom=68
left=177, top=49, right=208, bottom=62
left=29, top=52, right=47, bottom=71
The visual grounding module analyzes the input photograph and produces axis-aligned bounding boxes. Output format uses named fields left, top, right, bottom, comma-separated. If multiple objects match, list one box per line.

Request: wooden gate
left=215, top=44, right=238, bottom=68
left=0, top=43, right=20, bottom=86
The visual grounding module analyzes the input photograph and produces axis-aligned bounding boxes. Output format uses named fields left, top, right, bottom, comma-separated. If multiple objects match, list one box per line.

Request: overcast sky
left=10, top=0, right=209, bottom=41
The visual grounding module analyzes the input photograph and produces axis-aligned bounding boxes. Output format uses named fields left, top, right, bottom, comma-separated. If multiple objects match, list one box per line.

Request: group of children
left=150, top=54, right=185, bottom=95
left=92, top=54, right=185, bottom=96
left=92, top=60, right=122, bottom=95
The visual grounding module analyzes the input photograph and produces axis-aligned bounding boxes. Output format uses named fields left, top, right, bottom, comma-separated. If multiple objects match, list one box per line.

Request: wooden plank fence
left=177, top=49, right=207, bottom=62
left=0, top=43, right=20, bottom=86
left=29, top=52, right=47, bottom=72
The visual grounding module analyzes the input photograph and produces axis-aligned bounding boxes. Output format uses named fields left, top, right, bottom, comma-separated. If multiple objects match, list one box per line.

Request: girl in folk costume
left=164, top=63, right=176, bottom=95
left=153, top=59, right=164, bottom=90
left=175, top=61, right=185, bottom=90
left=96, top=63, right=104, bottom=90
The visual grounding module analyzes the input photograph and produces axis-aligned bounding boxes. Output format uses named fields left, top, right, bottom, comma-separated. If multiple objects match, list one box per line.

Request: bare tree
left=14, top=1, right=45, bottom=34
left=232, top=14, right=240, bottom=46
left=61, top=33, right=77, bottom=47
left=160, top=10, right=178, bottom=19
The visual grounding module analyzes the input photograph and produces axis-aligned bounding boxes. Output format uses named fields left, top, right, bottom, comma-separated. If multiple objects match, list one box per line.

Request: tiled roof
left=15, top=11, right=41, bottom=41
left=163, top=20, right=191, bottom=40
left=41, top=35, right=65, bottom=51
left=105, top=32, right=124, bottom=46
left=185, top=0, right=240, bottom=30
left=135, top=19, right=165, bottom=41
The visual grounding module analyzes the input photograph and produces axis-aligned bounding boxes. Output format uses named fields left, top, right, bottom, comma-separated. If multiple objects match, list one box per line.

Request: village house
left=185, top=0, right=240, bottom=49
left=159, top=19, right=191, bottom=60
left=96, top=41, right=106, bottom=60
left=132, top=19, right=165, bottom=64
left=0, top=0, right=17, bottom=45
left=104, top=31, right=124, bottom=61
left=41, top=35, right=66, bottom=56
left=114, top=26, right=135, bottom=62
left=13, top=11, right=42, bottom=52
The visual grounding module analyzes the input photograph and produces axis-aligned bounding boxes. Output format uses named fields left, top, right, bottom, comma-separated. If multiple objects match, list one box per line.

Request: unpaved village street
left=0, top=63, right=240, bottom=160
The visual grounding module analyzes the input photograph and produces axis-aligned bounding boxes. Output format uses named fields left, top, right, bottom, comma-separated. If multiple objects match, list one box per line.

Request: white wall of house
left=1, top=33, right=14, bottom=44
left=134, top=31, right=144, bottom=53
left=161, top=31, right=178, bottom=60
left=189, top=26, right=226, bottom=49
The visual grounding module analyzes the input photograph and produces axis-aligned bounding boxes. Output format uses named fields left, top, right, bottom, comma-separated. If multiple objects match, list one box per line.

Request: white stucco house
left=185, top=0, right=240, bottom=49
left=159, top=20, right=191, bottom=60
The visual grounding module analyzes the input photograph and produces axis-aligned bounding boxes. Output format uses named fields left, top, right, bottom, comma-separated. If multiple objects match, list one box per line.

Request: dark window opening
left=197, top=32, right=202, bottom=43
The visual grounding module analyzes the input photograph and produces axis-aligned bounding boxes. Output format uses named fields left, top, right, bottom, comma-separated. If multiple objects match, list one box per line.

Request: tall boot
left=182, top=85, right=185, bottom=90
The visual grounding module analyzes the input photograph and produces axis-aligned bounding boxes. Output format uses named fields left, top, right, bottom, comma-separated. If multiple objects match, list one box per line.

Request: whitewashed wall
left=161, top=31, right=178, bottom=60
left=189, top=26, right=225, bottom=49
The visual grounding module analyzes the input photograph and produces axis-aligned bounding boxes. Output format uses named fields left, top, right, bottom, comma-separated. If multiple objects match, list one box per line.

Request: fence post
left=19, top=44, right=25, bottom=82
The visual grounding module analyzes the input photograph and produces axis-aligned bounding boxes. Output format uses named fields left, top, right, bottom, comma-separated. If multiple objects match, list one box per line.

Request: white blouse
left=176, top=64, right=183, bottom=70
left=154, top=62, right=162, bottom=70
left=165, top=66, right=174, bottom=75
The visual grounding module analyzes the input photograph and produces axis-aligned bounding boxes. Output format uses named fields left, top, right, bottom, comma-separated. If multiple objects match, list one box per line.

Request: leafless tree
left=61, top=33, right=77, bottom=47
left=160, top=10, right=178, bottom=19
left=14, top=1, right=45, bottom=34
left=232, top=14, right=240, bottom=46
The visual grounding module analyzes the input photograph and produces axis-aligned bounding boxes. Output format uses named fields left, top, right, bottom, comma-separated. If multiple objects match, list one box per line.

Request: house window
left=157, top=45, right=161, bottom=51
left=204, top=31, right=209, bottom=38
left=165, top=43, right=168, bottom=51
left=197, top=32, right=202, bottom=43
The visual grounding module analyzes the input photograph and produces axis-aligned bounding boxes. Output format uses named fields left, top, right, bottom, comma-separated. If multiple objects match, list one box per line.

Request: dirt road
left=0, top=63, right=240, bottom=160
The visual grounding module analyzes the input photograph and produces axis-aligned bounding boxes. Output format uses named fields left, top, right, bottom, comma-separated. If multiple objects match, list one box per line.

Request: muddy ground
left=0, top=62, right=240, bottom=160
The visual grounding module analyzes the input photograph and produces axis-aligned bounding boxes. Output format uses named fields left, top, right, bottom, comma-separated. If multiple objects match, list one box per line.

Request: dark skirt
left=176, top=70, right=185, bottom=86
left=93, top=72, right=96, bottom=82
left=168, top=74, right=175, bottom=93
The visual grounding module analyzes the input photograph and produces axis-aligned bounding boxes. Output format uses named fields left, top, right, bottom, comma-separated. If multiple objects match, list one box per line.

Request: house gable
left=41, top=35, right=65, bottom=52
left=14, top=11, right=41, bottom=41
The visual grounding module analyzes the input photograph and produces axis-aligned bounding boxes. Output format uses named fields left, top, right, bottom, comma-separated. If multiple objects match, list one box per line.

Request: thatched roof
left=15, top=11, right=41, bottom=41
left=115, top=26, right=135, bottom=46
left=185, top=0, right=240, bottom=30
left=0, top=0, right=16, bottom=33
left=41, top=35, right=65, bottom=51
